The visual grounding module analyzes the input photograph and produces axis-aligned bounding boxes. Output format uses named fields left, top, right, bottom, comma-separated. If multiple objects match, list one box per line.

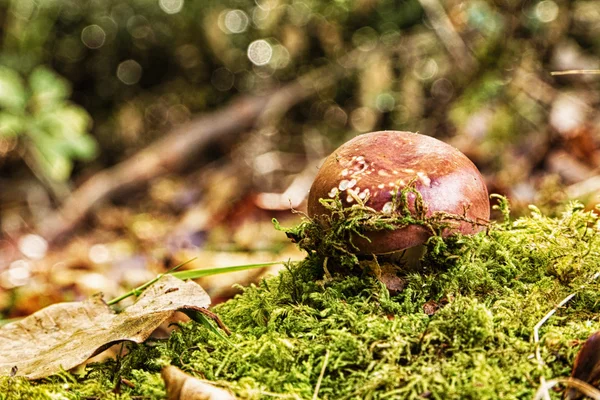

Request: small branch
left=551, top=69, right=600, bottom=76
left=40, top=94, right=271, bottom=243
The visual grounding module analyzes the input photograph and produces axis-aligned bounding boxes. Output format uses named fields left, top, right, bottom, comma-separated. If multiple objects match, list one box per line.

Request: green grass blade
left=108, top=260, right=288, bottom=306
left=171, top=261, right=285, bottom=280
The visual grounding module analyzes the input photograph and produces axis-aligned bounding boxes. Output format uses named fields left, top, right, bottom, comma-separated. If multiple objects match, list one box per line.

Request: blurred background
left=0, top=0, right=599, bottom=319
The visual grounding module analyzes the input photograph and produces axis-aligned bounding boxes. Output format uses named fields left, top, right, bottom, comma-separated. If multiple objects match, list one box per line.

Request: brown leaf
left=378, top=263, right=406, bottom=296
left=567, top=330, right=600, bottom=400
left=0, top=275, right=211, bottom=379
left=162, top=365, right=236, bottom=400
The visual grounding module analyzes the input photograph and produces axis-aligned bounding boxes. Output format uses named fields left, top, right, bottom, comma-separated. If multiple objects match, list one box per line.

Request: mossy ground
left=3, top=197, right=600, bottom=399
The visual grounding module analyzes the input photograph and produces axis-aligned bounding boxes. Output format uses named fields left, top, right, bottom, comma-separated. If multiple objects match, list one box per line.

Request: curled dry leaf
left=0, top=275, right=212, bottom=380
left=162, top=365, right=237, bottom=400
left=567, top=330, right=600, bottom=400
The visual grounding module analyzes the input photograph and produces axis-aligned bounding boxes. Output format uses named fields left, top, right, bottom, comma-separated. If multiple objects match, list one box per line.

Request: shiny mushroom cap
left=307, top=131, right=490, bottom=254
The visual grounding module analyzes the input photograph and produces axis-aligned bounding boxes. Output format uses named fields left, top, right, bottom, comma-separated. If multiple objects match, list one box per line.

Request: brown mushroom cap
left=307, top=131, right=490, bottom=254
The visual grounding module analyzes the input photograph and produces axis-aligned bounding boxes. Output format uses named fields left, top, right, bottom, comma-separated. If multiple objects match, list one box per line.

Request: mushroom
left=307, top=131, right=490, bottom=255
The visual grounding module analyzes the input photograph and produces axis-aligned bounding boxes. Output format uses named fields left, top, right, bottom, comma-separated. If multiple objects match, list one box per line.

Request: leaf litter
left=0, top=275, right=212, bottom=379
left=162, top=365, right=236, bottom=400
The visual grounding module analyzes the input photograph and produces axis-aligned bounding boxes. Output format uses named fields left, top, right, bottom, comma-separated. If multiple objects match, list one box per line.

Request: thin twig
left=312, top=349, right=330, bottom=400
left=41, top=94, right=270, bottom=244
left=551, top=69, right=600, bottom=76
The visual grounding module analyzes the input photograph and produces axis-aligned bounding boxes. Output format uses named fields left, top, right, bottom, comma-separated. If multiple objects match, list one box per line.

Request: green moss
left=275, top=184, right=484, bottom=270
left=3, top=197, right=600, bottom=399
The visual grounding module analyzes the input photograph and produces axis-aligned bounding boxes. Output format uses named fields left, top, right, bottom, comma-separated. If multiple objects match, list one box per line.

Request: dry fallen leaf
left=566, top=330, right=600, bottom=400
left=162, top=365, right=237, bottom=400
left=0, top=275, right=211, bottom=379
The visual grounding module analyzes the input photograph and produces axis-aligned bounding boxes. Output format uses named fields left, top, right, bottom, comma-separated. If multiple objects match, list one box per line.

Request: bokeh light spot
left=248, top=40, right=273, bottom=66
left=117, top=59, right=143, bottom=85
left=271, top=44, right=291, bottom=69
left=375, top=93, right=395, bottom=112
left=536, top=0, right=559, bottom=23
left=18, top=234, right=48, bottom=260
left=352, top=27, right=378, bottom=52
left=225, top=10, right=249, bottom=33
left=431, top=78, right=455, bottom=101
left=127, top=15, right=152, bottom=39
left=350, top=107, right=378, bottom=132
left=159, top=0, right=184, bottom=14
left=211, top=67, right=235, bottom=91
left=413, top=59, right=438, bottom=81
left=324, top=105, right=348, bottom=128
left=81, top=24, right=106, bottom=49
left=89, top=244, right=112, bottom=264
left=256, top=0, right=278, bottom=11
left=2, top=260, right=31, bottom=288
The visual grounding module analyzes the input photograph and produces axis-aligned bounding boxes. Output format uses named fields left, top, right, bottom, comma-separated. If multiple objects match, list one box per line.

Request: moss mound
left=3, top=198, right=600, bottom=399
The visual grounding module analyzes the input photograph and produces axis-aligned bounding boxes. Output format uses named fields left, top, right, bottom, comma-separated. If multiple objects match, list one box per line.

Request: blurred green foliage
left=0, top=66, right=96, bottom=181
left=0, top=0, right=99, bottom=182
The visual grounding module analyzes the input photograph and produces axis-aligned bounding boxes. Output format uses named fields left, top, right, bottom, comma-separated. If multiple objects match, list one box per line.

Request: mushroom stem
left=389, top=244, right=427, bottom=269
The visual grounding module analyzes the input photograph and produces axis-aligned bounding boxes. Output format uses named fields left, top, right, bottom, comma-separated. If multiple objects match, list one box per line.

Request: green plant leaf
left=27, top=103, right=96, bottom=181
left=38, top=105, right=91, bottom=138
left=0, top=112, right=25, bottom=137
left=40, top=105, right=97, bottom=160
left=29, top=66, right=70, bottom=111
left=65, top=134, right=98, bottom=160
left=31, top=142, right=73, bottom=182
left=0, top=67, right=27, bottom=111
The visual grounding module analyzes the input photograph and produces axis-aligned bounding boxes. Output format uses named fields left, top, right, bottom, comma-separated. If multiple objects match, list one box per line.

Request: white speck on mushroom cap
left=378, top=170, right=390, bottom=177
left=339, top=180, right=350, bottom=190
left=336, top=154, right=370, bottom=178
left=328, top=187, right=338, bottom=198
left=417, top=171, right=431, bottom=186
